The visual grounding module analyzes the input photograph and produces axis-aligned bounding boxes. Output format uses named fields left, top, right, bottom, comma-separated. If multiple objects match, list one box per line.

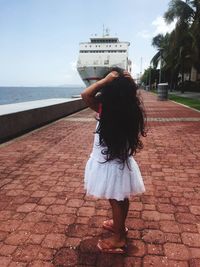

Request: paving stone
left=144, top=221, right=160, bottom=230
left=53, top=247, right=78, bottom=267
left=88, top=216, right=107, bottom=228
left=26, top=233, right=45, bottom=245
left=127, top=239, right=146, bottom=257
left=124, top=257, right=142, bottom=267
left=141, top=211, right=161, bottom=221
left=128, top=218, right=145, bottom=230
left=181, top=232, right=200, bottom=247
left=142, top=230, right=165, bottom=244
left=18, top=222, right=35, bottom=231
left=32, top=222, right=54, bottom=234
left=147, top=244, right=164, bottom=255
left=12, top=244, right=40, bottom=262
left=164, top=243, right=190, bottom=260
left=189, top=247, right=200, bottom=258
left=159, top=220, right=181, bottom=233
left=46, top=204, right=66, bottom=215
left=157, top=204, right=176, bottom=213
left=42, top=233, right=66, bottom=249
left=189, top=259, right=200, bottom=267
left=179, top=223, right=198, bottom=233
left=189, top=206, right=200, bottom=215
left=28, top=261, right=54, bottom=267
left=175, top=213, right=198, bottom=224
left=39, top=197, right=57, bottom=205
left=164, top=233, right=182, bottom=243
left=143, top=255, right=188, bottom=267
left=77, top=206, right=95, bottom=217
left=0, top=244, right=17, bottom=256
left=9, top=261, right=27, bottom=267
left=37, top=247, right=55, bottom=261
left=0, top=256, right=11, bottom=267
left=0, top=220, right=21, bottom=232
left=128, top=230, right=141, bottom=239
left=5, top=231, right=30, bottom=245
left=66, top=224, right=89, bottom=238
left=65, top=237, right=82, bottom=248
left=67, top=198, right=84, bottom=207
left=0, top=231, right=8, bottom=242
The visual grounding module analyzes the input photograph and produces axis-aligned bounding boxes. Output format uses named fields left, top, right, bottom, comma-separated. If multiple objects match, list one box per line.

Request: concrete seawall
left=0, top=98, right=87, bottom=143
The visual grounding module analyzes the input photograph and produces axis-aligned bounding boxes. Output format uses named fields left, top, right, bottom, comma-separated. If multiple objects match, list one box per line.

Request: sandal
left=97, top=239, right=127, bottom=254
left=103, top=219, right=128, bottom=233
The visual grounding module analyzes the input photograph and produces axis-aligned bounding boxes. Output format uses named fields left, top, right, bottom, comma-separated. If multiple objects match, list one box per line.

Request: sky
left=0, top=0, right=176, bottom=86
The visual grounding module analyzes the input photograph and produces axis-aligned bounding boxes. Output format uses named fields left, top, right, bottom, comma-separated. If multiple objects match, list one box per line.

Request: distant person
left=81, top=67, right=147, bottom=254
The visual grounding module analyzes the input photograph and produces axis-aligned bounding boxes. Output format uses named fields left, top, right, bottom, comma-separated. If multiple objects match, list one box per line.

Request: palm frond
left=150, top=52, right=161, bottom=69
left=164, top=0, right=195, bottom=24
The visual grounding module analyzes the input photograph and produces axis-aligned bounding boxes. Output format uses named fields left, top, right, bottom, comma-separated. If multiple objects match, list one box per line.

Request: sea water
left=0, top=86, right=84, bottom=105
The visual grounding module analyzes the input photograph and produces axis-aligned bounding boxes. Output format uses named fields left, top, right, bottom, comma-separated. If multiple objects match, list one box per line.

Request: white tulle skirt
left=84, top=125, right=145, bottom=201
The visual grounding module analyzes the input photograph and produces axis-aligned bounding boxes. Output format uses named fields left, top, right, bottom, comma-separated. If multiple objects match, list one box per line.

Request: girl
left=81, top=68, right=146, bottom=254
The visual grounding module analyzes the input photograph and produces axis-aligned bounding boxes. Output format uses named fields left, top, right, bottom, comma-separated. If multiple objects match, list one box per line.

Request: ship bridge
left=90, top=37, right=119, bottom=43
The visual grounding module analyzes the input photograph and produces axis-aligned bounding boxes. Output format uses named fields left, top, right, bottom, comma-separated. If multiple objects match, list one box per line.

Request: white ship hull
left=77, top=36, right=132, bottom=86
left=77, top=64, right=128, bottom=86
left=77, top=66, right=109, bottom=86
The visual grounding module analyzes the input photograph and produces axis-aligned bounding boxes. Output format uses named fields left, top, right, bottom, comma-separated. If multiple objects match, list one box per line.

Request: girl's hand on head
left=123, top=71, right=133, bottom=80
left=101, top=71, right=119, bottom=85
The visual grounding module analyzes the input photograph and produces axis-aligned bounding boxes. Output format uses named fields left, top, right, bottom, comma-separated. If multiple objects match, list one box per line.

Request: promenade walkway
left=0, top=90, right=200, bottom=267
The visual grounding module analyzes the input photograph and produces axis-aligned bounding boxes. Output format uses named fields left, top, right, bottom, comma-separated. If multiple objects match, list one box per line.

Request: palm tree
left=190, top=1, right=200, bottom=72
left=164, top=0, right=200, bottom=82
left=164, top=0, right=195, bottom=25
left=150, top=0, right=200, bottom=91
left=151, top=33, right=172, bottom=84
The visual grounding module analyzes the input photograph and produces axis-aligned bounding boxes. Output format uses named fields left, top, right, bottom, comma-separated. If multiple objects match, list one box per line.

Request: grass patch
left=169, top=94, right=200, bottom=111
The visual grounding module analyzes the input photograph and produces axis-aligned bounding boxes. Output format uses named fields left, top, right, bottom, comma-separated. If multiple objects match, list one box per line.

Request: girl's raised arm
left=81, top=79, right=105, bottom=112
left=81, top=71, right=119, bottom=112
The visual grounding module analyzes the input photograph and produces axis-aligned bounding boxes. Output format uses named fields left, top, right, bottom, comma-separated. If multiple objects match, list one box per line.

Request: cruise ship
left=77, top=34, right=132, bottom=86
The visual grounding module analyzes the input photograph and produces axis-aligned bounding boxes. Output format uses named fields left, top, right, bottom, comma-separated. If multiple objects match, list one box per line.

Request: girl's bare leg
left=123, top=198, right=129, bottom=221
left=109, top=199, right=129, bottom=238
left=99, top=199, right=129, bottom=248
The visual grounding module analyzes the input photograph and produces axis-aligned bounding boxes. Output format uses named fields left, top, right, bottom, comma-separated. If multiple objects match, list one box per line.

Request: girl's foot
left=97, top=235, right=127, bottom=254
left=103, top=219, right=128, bottom=233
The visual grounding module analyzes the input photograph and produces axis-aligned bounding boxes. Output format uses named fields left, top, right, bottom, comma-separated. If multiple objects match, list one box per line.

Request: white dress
left=84, top=123, right=145, bottom=201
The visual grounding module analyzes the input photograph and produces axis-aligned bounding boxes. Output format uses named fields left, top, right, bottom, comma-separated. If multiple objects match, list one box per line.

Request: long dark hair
left=96, top=67, right=147, bottom=166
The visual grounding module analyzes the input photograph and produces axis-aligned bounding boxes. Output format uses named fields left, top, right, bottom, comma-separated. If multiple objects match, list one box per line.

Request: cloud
left=152, top=16, right=176, bottom=35
left=138, top=16, right=176, bottom=39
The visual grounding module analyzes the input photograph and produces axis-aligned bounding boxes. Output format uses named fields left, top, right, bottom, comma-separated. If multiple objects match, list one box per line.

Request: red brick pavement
left=0, top=90, right=200, bottom=267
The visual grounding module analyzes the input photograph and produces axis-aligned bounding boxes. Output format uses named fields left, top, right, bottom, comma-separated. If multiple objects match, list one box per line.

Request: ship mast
left=102, top=25, right=110, bottom=37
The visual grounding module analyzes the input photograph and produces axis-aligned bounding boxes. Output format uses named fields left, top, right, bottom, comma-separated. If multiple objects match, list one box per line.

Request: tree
left=164, top=0, right=200, bottom=81
left=141, top=67, right=159, bottom=88
left=151, top=34, right=171, bottom=83
left=150, top=0, right=200, bottom=92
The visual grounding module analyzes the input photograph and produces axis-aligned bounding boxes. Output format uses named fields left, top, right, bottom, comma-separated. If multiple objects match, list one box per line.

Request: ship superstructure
left=77, top=35, right=132, bottom=86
